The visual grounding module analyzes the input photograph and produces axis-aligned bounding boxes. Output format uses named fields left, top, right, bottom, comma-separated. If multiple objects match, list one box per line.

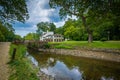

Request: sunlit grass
left=9, top=44, right=39, bottom=80
left=49, top=41, right=120, bottom=49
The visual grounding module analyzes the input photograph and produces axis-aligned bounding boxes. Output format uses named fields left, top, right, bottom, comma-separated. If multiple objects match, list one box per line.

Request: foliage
left=62, top=19, right=86, bottom=41
left=9, top=44, right=39, bottom=80
left=14, top=35, right=23, bottom=40
left=49, top=23, right=56, bottom=32
left=36, top=22, right=56, bottom=35
left=55, top=27, right=64, bottom=35
left=0, top=0, right=29, bottom=23
left=0, top=23, right=15, bottom=41
left=54, top=17, right=119, bottom=41
left=49, top=0, right=120, bottom=43
left=24, top=33, right=39, bottom=40
left=100, top=38, right=107, bottom=42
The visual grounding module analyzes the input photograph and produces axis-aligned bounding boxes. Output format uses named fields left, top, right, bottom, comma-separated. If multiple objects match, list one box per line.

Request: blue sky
left=13, top=0, right=76, bottom=37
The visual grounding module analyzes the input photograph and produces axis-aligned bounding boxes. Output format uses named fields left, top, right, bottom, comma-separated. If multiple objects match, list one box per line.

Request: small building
left=40, top=31, right=64, bottom=42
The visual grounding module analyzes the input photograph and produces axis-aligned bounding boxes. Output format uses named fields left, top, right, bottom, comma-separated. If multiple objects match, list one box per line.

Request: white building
left=40, top=31, right=64, bottom=42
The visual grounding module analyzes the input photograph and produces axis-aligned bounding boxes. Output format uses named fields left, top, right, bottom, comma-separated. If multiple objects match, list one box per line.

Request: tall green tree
left=49, top=23, right=56, bottom=32
left=24, top=33, right=39, bottom=40
left=0, top=23, right=15, bottom=41
left=0, top=0, right=29, bottom=23
left=36, top=22, right=56, bottom=36
left=49, top=0, right=120, bottom=43
left=63, top=19, right=86, bottom=41
left=55, top=27, right=64, bottom=35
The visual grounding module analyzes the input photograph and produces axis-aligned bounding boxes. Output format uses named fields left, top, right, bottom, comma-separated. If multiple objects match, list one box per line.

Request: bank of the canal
left=7, top=41, right=120, bottom=80
left=8, top=44, right=39, bottom=80
left=41, top=41, right=120, bottom=62
left=27, top=49, right=120, bottom=80
left=39, top=48, right=120, bottom=62
left=8, top=43, right=54, bottom=80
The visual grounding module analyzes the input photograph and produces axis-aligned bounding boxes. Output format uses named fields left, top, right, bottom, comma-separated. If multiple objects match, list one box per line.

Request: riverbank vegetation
left=49, top=41, right=120, bottom=49
left=9, top=44, right=39, bottom=80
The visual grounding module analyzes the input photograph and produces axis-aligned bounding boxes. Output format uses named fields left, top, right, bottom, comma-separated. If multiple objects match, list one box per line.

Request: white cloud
left=54, top=15, right=77, bottom=28
left=27, top=0, right=55, bottom=23
left=54, top=21, right=65, bottom=28
left=14, top=0, right=78, bottom=37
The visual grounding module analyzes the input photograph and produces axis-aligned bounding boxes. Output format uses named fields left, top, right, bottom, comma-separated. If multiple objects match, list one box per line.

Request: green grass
left=9, top=44, right=39, bottom=80
left=49, top=41, right=120, bottom=49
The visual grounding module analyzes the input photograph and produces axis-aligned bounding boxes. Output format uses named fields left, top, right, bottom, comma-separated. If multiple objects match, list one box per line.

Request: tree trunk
left=81, top=16, right=93, bottom=43
left=88, top=31, right=93, bottom=43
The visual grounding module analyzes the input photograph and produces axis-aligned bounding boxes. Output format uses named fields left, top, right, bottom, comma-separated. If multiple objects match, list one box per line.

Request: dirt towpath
left=0, top=42, right=10, bottom=80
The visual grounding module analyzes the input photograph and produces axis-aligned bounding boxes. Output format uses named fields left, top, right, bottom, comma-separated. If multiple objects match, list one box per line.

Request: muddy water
left=27, top=50, right=120, bottom=80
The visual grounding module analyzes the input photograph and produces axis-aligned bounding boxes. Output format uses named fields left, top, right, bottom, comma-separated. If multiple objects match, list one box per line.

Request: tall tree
left=49, top=23, right=56, bottom=32
left=63, top=19, right=86, bottom=41
left=36, top=22, right=56, bottom=36
left=49, top=0, right=120, bottom=43
left=0, top=0, right=29, bottom=23
left=55, top=27, right=64, bottom=35
left=0, top=23, right=15, bottom=41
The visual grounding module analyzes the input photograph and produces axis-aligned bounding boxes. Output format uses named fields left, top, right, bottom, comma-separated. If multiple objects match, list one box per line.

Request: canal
left=27, top=50, right=120, bottom=80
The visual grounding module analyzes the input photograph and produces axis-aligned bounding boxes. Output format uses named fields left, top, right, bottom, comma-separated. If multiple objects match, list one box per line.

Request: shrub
left=100, top=38, right=107, bottom=42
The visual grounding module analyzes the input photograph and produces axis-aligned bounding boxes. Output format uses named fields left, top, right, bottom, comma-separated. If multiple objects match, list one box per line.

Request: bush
left=100, top=38, right=107, bottom=41
left=43, top=43, right=50, bottom=49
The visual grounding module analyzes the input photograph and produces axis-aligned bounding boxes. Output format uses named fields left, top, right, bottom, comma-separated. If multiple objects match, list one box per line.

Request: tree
left=14, top=35, right=22, bottom=41
left=0, top=0, right=29, bottom=23
left=49, top=23, right=56, bottom=32
left=55, top=27, right=64, bottom=35
left=24, top=33, right=39, bottom=40
left=0, top=23, right=15, bottom=41
left=36, top=22, right=56, bottom=36
left=49, top=0, right=120, bottom=43
left=0, top=0, right=29, bottom=41
left=63, top=19, right=86, bottom=41
left=37, top=22, right=49, bottom=32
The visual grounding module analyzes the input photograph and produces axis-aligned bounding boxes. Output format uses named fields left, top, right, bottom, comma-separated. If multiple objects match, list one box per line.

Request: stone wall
left=39, top=49, right=120, bottom=62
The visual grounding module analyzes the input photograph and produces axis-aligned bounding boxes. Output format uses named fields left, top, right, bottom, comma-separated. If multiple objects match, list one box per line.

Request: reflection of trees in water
left=28, top=49, right=120, bottom=80
left=28, top=49, right=56, bottom=67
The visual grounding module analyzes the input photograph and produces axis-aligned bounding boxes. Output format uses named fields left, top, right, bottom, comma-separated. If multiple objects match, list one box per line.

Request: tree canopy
left=49, top=0, right=120, bottom=42
left=0, top=22, right=16, bottom=41
left=0, top=0, right=29, bottom=23
left=36, top=22, right=56, bottom=35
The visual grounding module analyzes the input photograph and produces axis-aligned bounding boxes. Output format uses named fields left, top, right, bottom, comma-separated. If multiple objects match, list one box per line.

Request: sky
left=13, top=0, right=76, bottom=37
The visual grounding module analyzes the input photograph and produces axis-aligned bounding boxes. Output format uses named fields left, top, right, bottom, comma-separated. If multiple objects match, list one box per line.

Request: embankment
left=39, top=49, right=120, bottom=62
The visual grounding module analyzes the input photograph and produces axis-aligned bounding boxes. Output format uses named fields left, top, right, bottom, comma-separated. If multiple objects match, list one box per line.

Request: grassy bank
left=9, top=44, right=39, bottom=80
left=49, top=41, right=120, bottom=49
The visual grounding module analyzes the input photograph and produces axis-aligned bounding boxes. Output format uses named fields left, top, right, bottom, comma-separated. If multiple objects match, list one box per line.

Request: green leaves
left=0, top=23, right=15, bottom=41
left=24, top=33, right=39, bottom=40
left=0, top=0, right=29, bottom=23
left=36, top=22, right=56, bottom=35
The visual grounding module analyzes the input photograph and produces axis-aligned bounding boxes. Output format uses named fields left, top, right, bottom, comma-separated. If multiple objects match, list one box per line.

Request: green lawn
left=49, top=41, right=120, bottom=49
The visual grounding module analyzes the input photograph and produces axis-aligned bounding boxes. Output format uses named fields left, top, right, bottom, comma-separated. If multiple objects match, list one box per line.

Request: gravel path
left=0, top=42, right=10, bottom=80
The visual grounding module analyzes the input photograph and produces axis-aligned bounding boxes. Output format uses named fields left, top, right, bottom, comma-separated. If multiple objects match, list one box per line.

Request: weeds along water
left=8, top=44, right=39, bottom=80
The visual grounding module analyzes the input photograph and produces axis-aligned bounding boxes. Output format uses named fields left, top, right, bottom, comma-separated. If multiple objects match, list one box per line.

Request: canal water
left=27, top=50, right=120, bottom=80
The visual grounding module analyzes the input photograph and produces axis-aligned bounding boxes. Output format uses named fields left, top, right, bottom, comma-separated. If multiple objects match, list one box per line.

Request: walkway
left=0, top=42, right=10, bottom=80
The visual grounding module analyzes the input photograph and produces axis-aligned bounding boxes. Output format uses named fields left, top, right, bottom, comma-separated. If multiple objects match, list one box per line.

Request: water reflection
left=26, top=51, right=38, bottom=66
left=27, top=50, right=120, bottom=80
left=101, top=76, right=114, bottom=80
left=41, top=60, right=82, bottom=80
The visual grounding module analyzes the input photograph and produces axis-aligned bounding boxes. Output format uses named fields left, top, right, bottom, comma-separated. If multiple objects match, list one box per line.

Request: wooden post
left=12, top=48, right=16, bottom=60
